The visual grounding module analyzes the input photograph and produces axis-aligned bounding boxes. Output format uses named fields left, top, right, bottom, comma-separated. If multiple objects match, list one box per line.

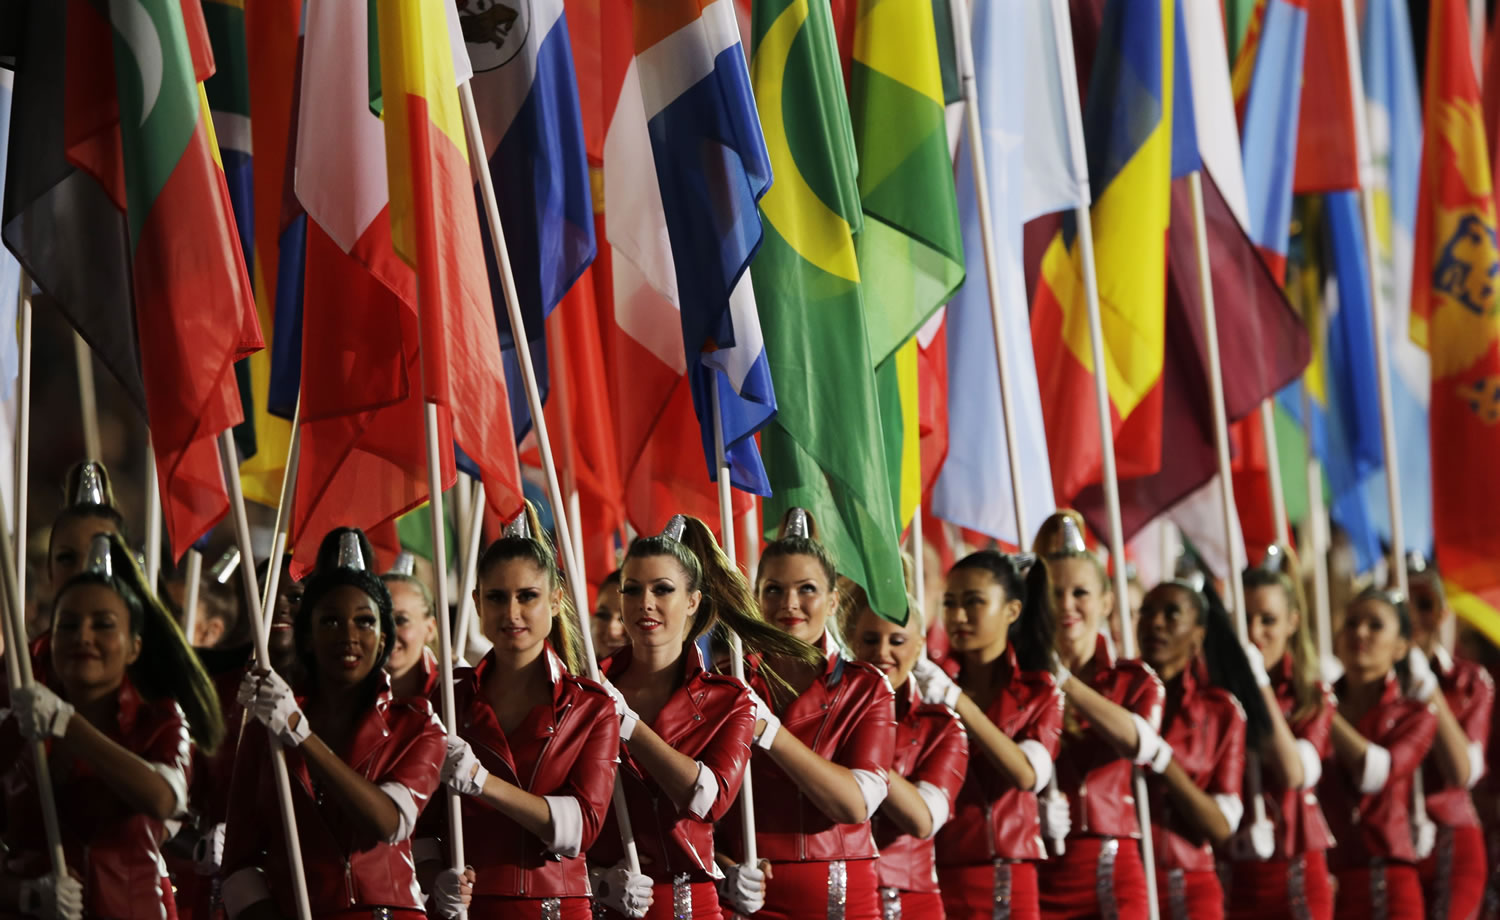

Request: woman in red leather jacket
left=842, top=575, right=968, bottom=920
left=1404, top=556, right=1495, bottom=920
left=1033, top=512, right=1166, bottom=920
left=420, top=505, right=620, bottom=920
left=588, top=514, right=817, bottom=920
left=1321, top=588, right=1439, bottom=920
left=381, top=555, right=440, bottom=701
left=220, top=527, right=447, bottom=920
left=716, top=508, right=897, bottom=920
left=925, top=551, right=1061, bottom=920
left=0, top=531, right=224, bottom=920
left=1135, top=578, right=1261, bottom=920
left=1225, top=561, right=1337, bottom=920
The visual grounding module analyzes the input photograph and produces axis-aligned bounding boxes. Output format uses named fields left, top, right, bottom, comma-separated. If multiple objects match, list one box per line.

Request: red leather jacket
left=934, top=646, right=1062, bottom=864
left=221, top=674, right=446, bottom=916
left=721, top=633, right=897, bottom=863
left=873, top=679, right=968, bottom=892
left=1422, top=648, right=1493, bottom=828
left=1321, top=672, right=1437, bottom=869
left=417, top=646, right=620, bottom=898
left=1239, top=653, right=1335, bottom=859
left=1, top=676, right=191, bottom=920
left=592, top=645, right=754, bottom=882
left=1145, top=660, right=1245, bottom=872
left=1055, top=635, right=1165, bottom=839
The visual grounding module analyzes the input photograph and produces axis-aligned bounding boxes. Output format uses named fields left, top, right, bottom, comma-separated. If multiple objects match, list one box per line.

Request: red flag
left=1292, top=0, right=1360, bottom=194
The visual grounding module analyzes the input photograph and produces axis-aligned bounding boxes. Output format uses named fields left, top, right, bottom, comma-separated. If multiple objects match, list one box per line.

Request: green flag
left=750, top=0, right=907, bottom=621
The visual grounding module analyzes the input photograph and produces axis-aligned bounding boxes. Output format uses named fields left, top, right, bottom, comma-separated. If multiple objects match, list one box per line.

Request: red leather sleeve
left=1021, top=683, right=1065, bottom=758
left=908, top=711, right=968, bottom=807
left=1293, top=686, right=1337, bottom=759
left=1382, top=701, right=1439, bottom=782
left=564, top=692, right=623, bottom=851
left=138, top=702, right=194, bottom=780
left=220, top=724, right=272, bottom=877
left=1117, top=663, right=1167, bottom=730
left=1460, top=667, right=1495, bottom=749
left=699, top=684, right=755, bottom=823
left=377, top=704, right=447, bottom=817
left=836, top=674, right=896, bottom=775
left=1208, top=699, right=1247, bottom=798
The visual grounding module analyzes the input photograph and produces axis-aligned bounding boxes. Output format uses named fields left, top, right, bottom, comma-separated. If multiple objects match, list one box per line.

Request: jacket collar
left=473, top=642, right=569, bottom=704
left=1092, top=632, right=1117, bottom=671
left=604, top=644, right=716, bottom=745
left=114, top=673, right=147, bottom=738
left=815, top=631, right=847, bottom=687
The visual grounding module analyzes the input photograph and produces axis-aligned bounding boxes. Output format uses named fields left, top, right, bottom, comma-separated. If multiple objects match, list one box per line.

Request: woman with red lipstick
left=220, top=527, right=447, bottom=920
left=1033, top=512, right=1166, bottom=920
left=842, top=577, right=968, bottom=920
left=1320, top=588, right=1439, bottom=920
left=715, top=508, right=896, bottom=920
left=924, top=551, right=1061, bottom=920
left=418, top=504, right=619, bottom=920
left=588, top=515, right=816, bottom=920
left=1134, top=577, right=1262, bottom=920
left=0, top=531, right=224, bottom=920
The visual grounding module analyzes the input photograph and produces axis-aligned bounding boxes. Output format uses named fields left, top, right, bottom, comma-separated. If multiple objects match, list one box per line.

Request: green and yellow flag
left=750, top=0, right=908, bottom=620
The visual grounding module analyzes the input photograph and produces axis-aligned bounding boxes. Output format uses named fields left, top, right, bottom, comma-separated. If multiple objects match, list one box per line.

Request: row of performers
left=7, top=463, right=1492, bottom=920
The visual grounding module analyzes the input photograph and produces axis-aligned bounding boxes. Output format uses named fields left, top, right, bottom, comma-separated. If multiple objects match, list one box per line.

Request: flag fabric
left=0, top=67, right=19, bottom=375
left=1361, top=0, right=1432, bottom=557
left=460, top=0, right=596, bottom=439
left=1029, top=0, right=1176, bottom=506
left=1292, top=0, right=1359, bottom=195
left=1411, top=0, right=1500, bottom=645
left=932, top=0, right=1081, bottom=547
left=632, top=0, right=778, bottom=495
left=375, top=0, right=527, bottom=527
left=749, top=0, right=905, bottom=619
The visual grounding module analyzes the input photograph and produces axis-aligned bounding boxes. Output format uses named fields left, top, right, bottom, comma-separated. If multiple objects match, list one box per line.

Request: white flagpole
left=741, top=505, right=760, bottom=579
left=455, top=480, right=486, bottom=662
left=145, top=446, right=162, bottom=588
left=73, top=333, right=101, bottom=463
left=14, top=273, right=31, bottom=610
left=458, top=79, right=641, bottom=874
left=711, top=376, right=759, bottom=866
left=216, top=431, right=314, bottom=920
left=1259, top=402, right=1289, bottom=546
left=259, top=400, right=303, bottom=632
left=181, top=548, right=204, bottom=647
left=911, top=506, right=925, bottom=607
left=1299, top=389, right=1335, bottom=664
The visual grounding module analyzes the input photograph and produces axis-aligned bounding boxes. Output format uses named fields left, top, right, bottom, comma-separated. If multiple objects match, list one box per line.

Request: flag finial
left=503, top=511, right=531, bottom=540
left=338, top=531, right=368, bottom=572
left=389, top=551, right=417, bottom=577
left=84, top=534, right=113, bottom=579
left=661, top=515, right=688, bottom=542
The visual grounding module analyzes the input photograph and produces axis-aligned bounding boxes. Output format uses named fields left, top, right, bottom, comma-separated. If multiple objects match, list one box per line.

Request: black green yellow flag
left=750, top=0, right=907, bottom=620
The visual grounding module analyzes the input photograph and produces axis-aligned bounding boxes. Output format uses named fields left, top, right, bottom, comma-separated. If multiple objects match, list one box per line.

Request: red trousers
left=467, top=897, right=592, bottom=920
left=1037, top=837, right=1148, bottom=920
left=1224, top=850, right=1333, bottom=920
left=597, top=880, right=722, bottom=920
left=1154, top=869, right=1221, bottom=920
left=878, top=889, right=944, bottom=920
left=937, top=862, right=1039, bottom=920
left=760, top=859, right=879, bottom=920
left=1332, top=863, right=1424, bottom=920
left=1419, top=824, right=1488, bottom=920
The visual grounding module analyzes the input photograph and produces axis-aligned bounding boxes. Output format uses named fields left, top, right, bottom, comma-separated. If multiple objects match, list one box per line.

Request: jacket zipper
left=518, top=701, right=568, bottom=896
left=801, top=682, right=839, bottom=860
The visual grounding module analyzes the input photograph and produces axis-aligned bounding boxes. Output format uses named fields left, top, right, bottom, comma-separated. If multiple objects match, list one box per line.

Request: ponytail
left=949, top=551, right=1056, bottom=672
left=54, top=533, right=225, bottom=752
left=1199, top=583, right=1272, bottom=742
left=477, top=501, right=585, bottom=675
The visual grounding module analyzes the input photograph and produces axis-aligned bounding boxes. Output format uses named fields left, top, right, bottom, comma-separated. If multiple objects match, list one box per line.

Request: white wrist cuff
left=1294, top=739, right=1323, bottom=790
left=914, top=780, right=950, bottom=838
left=543, top=794, right=584, bottom=857
left=378, top=781, right=420, bottom=843
left=1213, top=792, right=1244, bottom=833
left=852, top=768, right=889, bottom=822
left=1019, top=739, right=1053, bottom=793
left=1468, top=740, right=1486, bottom=790
left=1130, top=713, right=1161, bottom=766
left=687, top=761, right=718, bottom=819
left=412, top=837, right=443, bottom=864
left=755, top=713, right=781, bottom=751
left=1359, top=744, right=1393, bottom=794
left=222, top=868, right=272, bottom=920
left=149, top=762, right=190, bottom=819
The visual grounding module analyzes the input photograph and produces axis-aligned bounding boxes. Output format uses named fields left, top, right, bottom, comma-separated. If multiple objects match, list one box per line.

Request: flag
left=376, top=0, right=527, bottom=527
left=749, top=0, right=905, bottom=619
left=1292, top=0, right=1359, bottom=194
left=1361, top=0, right=1431, bottom=557
left=632, top=0, right=778, bottom=495
left=932, top=0, right=1082, bottom=547
left=1029, top=0, right=1175, bottom=506
left=460, top=0, right=596, bottom=439
left=0, top=67, right=19, bottom=368
left=1411, top=0, right=1500, bottom=645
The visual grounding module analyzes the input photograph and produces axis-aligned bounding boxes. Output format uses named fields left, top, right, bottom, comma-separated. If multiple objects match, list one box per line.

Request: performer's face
left=49, top=514, right=119, bottom=587
left=1338, top=596, right=1408, bottom=682
left=849, top=607, right=923, bottom=690
left=942, top=566, right=1020, bottom=659
left=620, top=555, right=701, bottom=651
left=592, top=581, right=628, bottom=656
left=1137, top=584, right=1203, bottom=681
left=758, top=554, right=837, bottom=645
left=51, top=583, right=140, bottom=697
left=1246, top=584, right=1298, bottom=666
left=1406, top=576, right=1446, bottom=653
left=384, top=581, right=435, bottom=680
left=307, top=585, right=385, bottom=689
left=477, top=559, right=559, bottom=665
left=1050, top=557, right=1111, bottom=662
left=269, top=561, right=303, bottom=667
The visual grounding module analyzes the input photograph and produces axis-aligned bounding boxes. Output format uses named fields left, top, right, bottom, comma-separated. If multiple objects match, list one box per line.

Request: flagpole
left=145, top=446, right=162, bottom=587
left=458, top=79, right=642, bottom=874
left=1300, top=389, right=1334, bottom=664
left=711, top=375, right=760, bottom=868
left=73, top=332, right=101, bottom=462
left=741, top=504, right=760, bottom=578
left=455, top=480, right=486, bottom=662
left=14, top=273, right=31, bottom=611
left=911, top=506, right=925, bottom=607
left=181, top=548, right=204, bottom=647
left=1339, top=0, right=1408, bottom=601
left=216, top=431, right=314, bottom=920
left=259, top=400, right=303, bottom=631
left=1259, top=401, right=1290, bottom=546
left=949, top=0, right=1029, bottom=546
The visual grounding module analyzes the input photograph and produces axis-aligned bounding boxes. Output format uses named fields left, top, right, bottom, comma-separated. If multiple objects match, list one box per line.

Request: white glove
left=1228, top=815, right=1276, bottom=862
left=601, top=680, right=640, bottom=743
left=19, top=874, right=83, bottom=920
left=1406, top=647, right=1439, bottom=703
left=1413, top=813, right=1437, bottom=860
left=746, top=689, right=780, bottom=751
left=1042, top=787, right=1071, bottom=841
left=912, top=657, right=960, bottom=708
left=1053, top=660, right=1073, bottom=691
left=442, top=736, right=490, bottom=797
left=1320, top=655, right=1345, bottom=686
left=12, top=685, right=74, bottom=741
left=429, top=866, right=474, bottom=919
left=192, top=823, right=225, bottom=876
left=589, top=862, right=654, bottom=918
left=240, top=671, right=309, bottom=747
left=1146, top=738, right=1174, bottom=774
left=718, top=860, right=766, bottom=915
left=1242, top=642, right=1271, bottom=689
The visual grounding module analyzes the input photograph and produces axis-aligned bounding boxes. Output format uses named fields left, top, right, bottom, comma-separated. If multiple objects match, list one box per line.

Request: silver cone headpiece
left=503, top=511, right=531, bottom=540
left=1010, top=552, right=1038, bottom=572
left=661, top=515, right=687, bottom=542
left=73, top=461, right=108, bottom=507
left=1259, top=544, right=1285, bottom=573
left=84, top=533, right=113, bottom=579
left=337, top=530, right=368, bottom=572
left=389, top=551, right=417, bottom=577
left=1405, top=551, right=1430, bottom=575
left=1058, top=515, right=1087, bottom=554
left=785, top=507, right=811, bottom=540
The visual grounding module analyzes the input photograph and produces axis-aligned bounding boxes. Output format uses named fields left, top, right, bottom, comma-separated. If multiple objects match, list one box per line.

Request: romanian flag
left=1412, top=0, right=1500, bottom=645
left=375, top=0, right=525, bottom=525
left=1029, top=0, right=1175, bottom=505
